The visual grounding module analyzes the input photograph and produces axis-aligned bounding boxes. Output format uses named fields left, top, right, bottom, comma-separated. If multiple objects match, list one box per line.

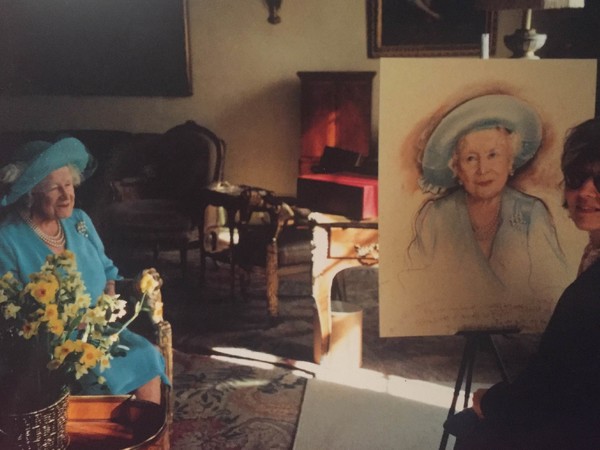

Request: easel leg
left=439, top=329, right=518, bottom=450
left=489, top=334, right=510, bottom=382
left=439, top=335, right=477, bottom=450
left=463, top=337, right=478, bottom=409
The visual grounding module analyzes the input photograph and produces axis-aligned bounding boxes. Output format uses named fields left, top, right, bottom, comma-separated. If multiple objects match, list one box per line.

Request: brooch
left=509, top=212, right=527, bottom=230
left=76, top=221, right=89, bottom=237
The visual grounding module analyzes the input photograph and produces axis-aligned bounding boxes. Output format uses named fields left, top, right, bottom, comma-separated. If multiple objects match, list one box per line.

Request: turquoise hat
left=419, top=94, right=542, bottom=194
left=0, top=137, right=94, bottom=207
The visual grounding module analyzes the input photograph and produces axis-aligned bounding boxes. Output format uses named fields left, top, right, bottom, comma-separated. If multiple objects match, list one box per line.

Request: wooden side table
left=199, top=184, right=291, bottom=320
left=310, top=212, right=378, bottom=364
left=67, top=395, right=169, bottom=449
left=199, top=183, right=245, bottom=296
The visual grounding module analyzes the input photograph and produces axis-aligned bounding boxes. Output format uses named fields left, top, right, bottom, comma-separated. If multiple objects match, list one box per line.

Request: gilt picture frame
left=367, top=0, right=497, bottom=57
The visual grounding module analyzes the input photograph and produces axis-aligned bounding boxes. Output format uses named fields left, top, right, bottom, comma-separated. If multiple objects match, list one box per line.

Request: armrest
left=114, top=276, right=174, bottom=428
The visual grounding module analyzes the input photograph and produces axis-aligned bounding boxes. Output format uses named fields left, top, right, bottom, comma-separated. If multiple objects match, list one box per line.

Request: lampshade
left=475, top=0, right=584, bottom=9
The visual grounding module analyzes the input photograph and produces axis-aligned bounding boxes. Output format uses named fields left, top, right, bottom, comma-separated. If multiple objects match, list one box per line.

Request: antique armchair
left=235, top=187, right=314, bottom=321
left=104, top=121, right=225, bottom=278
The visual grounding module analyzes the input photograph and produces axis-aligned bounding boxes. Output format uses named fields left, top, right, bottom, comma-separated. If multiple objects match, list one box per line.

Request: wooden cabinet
left=297, top=71, right=376, bottom=175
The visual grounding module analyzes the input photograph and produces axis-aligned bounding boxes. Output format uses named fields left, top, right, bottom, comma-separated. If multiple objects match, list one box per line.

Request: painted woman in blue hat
left=0, top=137, right=168, bottom=403
left=406, top=95, right=569, bottom=303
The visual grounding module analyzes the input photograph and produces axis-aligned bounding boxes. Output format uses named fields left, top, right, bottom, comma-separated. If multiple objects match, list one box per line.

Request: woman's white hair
left=19, top=164, right=83, bottom=210
left=448, top=126, right=521, bottom=179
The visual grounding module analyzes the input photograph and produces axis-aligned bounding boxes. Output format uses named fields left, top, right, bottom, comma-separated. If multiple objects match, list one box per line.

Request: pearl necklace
left=19, top=211, right=65, bottom=248
left=468, top=203, right=502, bottom=242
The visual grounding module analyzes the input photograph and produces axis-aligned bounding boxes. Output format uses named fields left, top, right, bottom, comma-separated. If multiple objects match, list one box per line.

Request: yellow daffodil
left=139, top=272, right=159, bottom=295
left=62, top=302, right=81, bottom=319
left=1, top=252, right=153, bottom=395
left=3, top=303, right=21, bottom=319
left=42, top=303, right=59, bottom=322
left=54, top=340, right=77, bottom=362
left=28, top=274, right=59, bottom=304
left=79, top=342, right=102, bottom=368
left=47, top=318, right=65, bottom=336
left=19, top=320, right=40, bottom=339
left=85, top=306, right=108, bottom=327
left=61, top=250, right=75, bottom=261
left=74, top=363, right=89, bottom=380
left=75, top=294, right=91, bottom=309
left=99, top=356, right=111, bottom=372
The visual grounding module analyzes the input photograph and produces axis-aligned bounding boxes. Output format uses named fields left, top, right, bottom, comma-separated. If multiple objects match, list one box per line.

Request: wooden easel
left=439, top=328, right=520, bottom=450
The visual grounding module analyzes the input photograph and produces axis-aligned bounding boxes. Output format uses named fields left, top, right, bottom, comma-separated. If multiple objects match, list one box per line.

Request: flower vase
left=1, top=388, right=69, bottom=450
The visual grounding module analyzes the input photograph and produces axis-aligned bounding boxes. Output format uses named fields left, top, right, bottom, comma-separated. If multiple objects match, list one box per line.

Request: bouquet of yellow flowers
left=0, top=250, right=156, bottom=413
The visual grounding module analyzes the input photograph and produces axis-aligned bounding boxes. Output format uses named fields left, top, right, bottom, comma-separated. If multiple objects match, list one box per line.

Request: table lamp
left=475, top=0, right=585, bottom=59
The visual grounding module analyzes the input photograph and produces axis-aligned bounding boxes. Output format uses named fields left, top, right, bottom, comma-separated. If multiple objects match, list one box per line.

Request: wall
left=0, top=0, right=378, bottom=196
left=0, top=2, right=524, bottom=195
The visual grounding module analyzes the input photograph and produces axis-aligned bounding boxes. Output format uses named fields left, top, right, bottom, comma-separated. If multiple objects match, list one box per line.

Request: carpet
left=294, top=378, right=456, bottom=450
left=116, top=249, right=540, bottom=449
left=170, top=349, right=310, bottom=450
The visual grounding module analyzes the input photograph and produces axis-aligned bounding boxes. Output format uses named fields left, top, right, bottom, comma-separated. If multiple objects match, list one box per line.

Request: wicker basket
left=3, top=389, right=69, bottom=450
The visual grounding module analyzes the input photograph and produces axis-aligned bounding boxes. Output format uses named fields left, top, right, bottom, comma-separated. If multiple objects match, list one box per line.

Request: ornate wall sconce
left=265, top=0, right=282, bottom=24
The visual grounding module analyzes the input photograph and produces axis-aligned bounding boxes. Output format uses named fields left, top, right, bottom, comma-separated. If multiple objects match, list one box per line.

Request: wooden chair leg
left=266, top=240, right=279, bottom=319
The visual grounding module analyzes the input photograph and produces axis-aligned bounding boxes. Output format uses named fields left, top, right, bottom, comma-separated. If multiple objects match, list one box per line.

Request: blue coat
left=397, top=187, right=572, bottom=335
left=0, top=208, right=168, bottom=394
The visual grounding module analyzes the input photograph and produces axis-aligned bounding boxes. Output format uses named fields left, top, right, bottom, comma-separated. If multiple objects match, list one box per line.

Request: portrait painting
left=378, top=58, right=597, bottom=337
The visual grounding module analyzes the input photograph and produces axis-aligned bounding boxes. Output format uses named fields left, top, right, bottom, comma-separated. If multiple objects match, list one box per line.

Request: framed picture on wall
left=367, top=0, right=497, bottom=57
left=0, top=0, right=192, bottom=96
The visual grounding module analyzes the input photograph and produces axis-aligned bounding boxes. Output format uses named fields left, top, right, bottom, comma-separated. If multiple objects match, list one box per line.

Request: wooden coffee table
left=67, top=395, right=169, bottom=450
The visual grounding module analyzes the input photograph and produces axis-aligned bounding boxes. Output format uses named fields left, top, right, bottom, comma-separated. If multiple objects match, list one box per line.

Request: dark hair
left=562, top=117, right=600, bottom=179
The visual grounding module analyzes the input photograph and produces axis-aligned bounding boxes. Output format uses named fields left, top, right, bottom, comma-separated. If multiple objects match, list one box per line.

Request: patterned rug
left=171, top=349, right=311, bottom=450
left=116, top=249, right=540, bottom=449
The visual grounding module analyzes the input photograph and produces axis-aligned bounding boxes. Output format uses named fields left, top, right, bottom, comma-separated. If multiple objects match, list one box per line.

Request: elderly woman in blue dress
left=0, top=138, right=168, bottom=403
left=407, top=95, right=569, bottom=303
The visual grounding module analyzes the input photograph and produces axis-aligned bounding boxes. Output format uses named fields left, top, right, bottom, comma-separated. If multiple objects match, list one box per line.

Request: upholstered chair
left=104, top=121, right=225, bottom=278
left=234, top=187, right=314, bottom=322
